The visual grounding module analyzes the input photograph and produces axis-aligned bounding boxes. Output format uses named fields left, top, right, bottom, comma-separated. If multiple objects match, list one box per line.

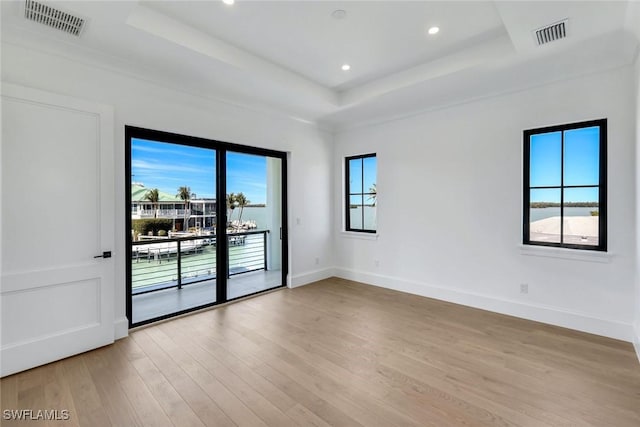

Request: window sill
left=519, top=244, right=612, bottom=263
left=340, top=231, right=379, bottom=241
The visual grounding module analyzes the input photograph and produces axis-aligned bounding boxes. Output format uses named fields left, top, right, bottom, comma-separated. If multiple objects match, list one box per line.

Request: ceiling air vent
left=23, top=0, right=86, bottom=37
left=534, top=19, right=568, bottom=46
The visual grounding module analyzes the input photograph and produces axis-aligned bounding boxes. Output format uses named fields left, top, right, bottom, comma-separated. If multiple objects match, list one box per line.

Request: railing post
left=177, top=239, right=182, bottom=290
left=263, top=231, right=268, bottom=271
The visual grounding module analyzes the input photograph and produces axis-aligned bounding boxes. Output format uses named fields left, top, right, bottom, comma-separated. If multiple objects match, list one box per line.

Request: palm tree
left=226, top=193, right=237, bottom=224
left=144, top=188, right=160, bottom=218
left=368, top=183, right=377, bottom=229
left=368, top=183, right=377, bottom=206
left=177, top=186, right=191, bottom=230
left=235, top=192, right=250, bottom=223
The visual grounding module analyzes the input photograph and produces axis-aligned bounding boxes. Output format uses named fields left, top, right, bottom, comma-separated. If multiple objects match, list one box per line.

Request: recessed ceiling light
left=341, top=64, right=351, bottom=71
left=428, top=26, right=440, bottom=35
left=332, top=10, right=347, bottom=19
left=223, top=0, right=235, bottom=5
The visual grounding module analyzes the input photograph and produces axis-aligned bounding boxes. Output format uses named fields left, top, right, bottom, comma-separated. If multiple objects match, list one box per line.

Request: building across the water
left=131, top=183, right=216, bottom=231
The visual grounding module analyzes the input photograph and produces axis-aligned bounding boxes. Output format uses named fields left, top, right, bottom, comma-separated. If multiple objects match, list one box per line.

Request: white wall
left=635, top=54, right=640, bottom=356
left=334, top=65, right=637, bottom=341
left=627, top=0, right=640, bottom=358
left=1, top=43, right=335, bottom=335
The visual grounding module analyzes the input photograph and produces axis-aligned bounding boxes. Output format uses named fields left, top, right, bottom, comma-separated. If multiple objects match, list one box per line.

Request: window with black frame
left=346, top=154, right=377, bottom=233
left=523, top=119, right=607, bottom=251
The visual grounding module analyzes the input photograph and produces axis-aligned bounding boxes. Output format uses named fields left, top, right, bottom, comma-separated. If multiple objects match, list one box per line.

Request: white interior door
left=1, top=84, right=114, bottom=377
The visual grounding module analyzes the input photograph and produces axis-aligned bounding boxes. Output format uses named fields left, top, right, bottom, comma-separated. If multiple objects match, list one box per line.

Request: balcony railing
left=134, top=209, right=194, bottom=219
left=131, top=230, right=268, bottom=295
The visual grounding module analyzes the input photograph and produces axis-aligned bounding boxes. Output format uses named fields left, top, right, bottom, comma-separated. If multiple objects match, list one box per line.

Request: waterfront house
left=131, top=183, right=216, bottom=230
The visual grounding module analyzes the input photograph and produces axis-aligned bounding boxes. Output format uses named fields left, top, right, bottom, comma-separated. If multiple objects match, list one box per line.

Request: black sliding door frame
left=125, top=126, right=288, bottom=328
left=216, top=147, right=228, bottom=303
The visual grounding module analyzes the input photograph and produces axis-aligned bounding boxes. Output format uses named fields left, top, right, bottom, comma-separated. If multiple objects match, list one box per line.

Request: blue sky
left=529, top=126, right=599, bottom=203
left=227, top=152, right=268, bottom=204
left=132, top=138, right=267, bottom=203
left=349, top=156, right=377, bottom=202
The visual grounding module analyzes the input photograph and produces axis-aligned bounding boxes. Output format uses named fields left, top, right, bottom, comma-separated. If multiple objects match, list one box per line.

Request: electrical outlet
left=315, top=257, right=320, bottom=265
left=520, top=283, right=529, bottom=294
left=374, top=259, right=380, bottom=267
left=296, top=217, right=301, bottom=225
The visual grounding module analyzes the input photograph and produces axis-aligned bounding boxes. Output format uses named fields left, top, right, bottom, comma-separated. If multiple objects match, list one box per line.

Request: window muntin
left=346, top=154, right=377, bottom=233
left=523, top=119, right=606, bottom=251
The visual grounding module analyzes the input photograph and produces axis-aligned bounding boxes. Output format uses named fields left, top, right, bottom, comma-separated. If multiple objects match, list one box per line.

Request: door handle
left=94, top=251, right=112, bottom=259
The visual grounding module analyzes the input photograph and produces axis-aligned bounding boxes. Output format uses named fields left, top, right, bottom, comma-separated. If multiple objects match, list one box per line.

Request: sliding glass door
left=126, top=127, right=287, bottom=327
left=226, top=152, right=283, bottom=300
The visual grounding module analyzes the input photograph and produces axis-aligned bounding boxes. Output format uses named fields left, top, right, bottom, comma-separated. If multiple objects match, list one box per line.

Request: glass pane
left=363, top=156, right=377, bottom=196
left=226, top=153, right=282, bottom=299
left=564, top=126, right=599, bottom=186
left=350, top=195, right=364, bottom=207
left=226, top=151, right=266, bottom=226
left=363, top=205, right=376, bottom=231
left=349, top=158, right=363, bottom=193
left=350, top=206, right=363, bottom=230
left=563, top=187, right=599, bottom=246
left=529, top=188, right=561, bottom=243
left=530, top=131, right=561, bottom=187
left=349, top=195, right=363, bottom=229
left=130, top=138, right=217, bottom=325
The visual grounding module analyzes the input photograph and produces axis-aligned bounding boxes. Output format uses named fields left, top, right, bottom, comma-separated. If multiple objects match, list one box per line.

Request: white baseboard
left=334, top=267, right=634, bottom=342
left=114, top=317, right=129, bottom=340
left=290, top=267, right=335, bottom=288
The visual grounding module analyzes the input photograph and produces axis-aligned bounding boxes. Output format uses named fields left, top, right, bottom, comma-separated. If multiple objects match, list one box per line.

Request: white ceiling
left=147, top=1, right=506, bottom=90
left=1, top=1, right=639, bottom=131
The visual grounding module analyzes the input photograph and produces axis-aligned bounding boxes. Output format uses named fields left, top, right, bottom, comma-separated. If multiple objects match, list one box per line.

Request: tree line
left=531, top=201, right=598, bottom=208
left=143, top=186, right=253, bottom=224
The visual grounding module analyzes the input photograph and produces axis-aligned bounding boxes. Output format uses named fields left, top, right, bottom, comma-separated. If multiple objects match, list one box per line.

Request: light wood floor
left=2, top=278, right=640, bottom=426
